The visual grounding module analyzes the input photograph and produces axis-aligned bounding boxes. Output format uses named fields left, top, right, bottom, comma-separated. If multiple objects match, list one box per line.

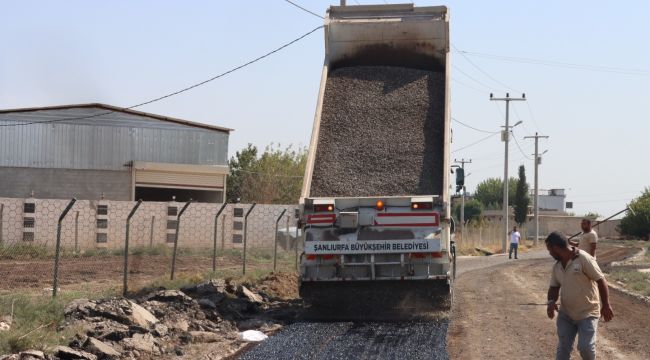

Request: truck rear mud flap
left=299, top=280, right=452, bottom=321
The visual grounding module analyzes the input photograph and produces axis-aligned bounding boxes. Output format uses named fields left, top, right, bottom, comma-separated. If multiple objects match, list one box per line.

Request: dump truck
left=298, top=3, right=455, bottom=311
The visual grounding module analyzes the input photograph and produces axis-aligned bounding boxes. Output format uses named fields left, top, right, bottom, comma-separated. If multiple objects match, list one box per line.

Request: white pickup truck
left=298, top=4, right=455, bottom=310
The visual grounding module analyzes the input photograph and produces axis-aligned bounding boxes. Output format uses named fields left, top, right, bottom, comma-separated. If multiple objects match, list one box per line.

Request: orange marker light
left=412, top=203, right=419, bottom=209
left=327, top=205, right=334, bottom=211
left=376, top=200, right=385, bottom=211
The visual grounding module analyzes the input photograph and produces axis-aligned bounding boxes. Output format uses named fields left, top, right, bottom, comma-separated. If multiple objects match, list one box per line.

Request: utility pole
left=524, top=132, right=549, bottom=247
left=454, top=159, right=472, bottom=244
left=490, top=93, right=526, bottom=252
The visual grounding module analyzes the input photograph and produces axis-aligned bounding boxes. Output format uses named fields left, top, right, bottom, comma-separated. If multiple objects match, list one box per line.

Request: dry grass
left=454, top=223, right=543, bottom=256
left=0, top=287, right=115, bottom=354
left=455, top=223, right=506, bottom=255
left=609, top=269, right=650, bottom=297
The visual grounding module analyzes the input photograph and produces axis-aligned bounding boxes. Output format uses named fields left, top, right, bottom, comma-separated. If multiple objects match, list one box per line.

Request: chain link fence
left=0, top=197, right=300, bottom=297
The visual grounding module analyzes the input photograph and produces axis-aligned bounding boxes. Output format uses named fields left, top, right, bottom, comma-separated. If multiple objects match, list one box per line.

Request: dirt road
left=448, top=245, right=650, bottom=359
left=238, top=244, right=649, bottom=360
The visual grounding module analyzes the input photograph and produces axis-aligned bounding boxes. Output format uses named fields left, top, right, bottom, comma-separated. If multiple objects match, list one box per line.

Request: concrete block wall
left=0, top=167, right=131, bottom=200
left=0, top=197, right=297, bottom=252
left=533, top=215, right=621, bottom=239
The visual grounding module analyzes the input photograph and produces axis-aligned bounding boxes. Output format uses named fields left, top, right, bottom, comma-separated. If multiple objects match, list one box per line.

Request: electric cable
left=283, top=0, right=324, bottom=19
left=457, top=50, right=650, bottom=76
left=0, top=25, right=324, bottom=127
left=451, top=132, right=500, bottom=154
left=511, top=130, right=533, bottom=160
left=452, top=44, right=522, bottom=92
left=452, top=117, right=498, bottom=134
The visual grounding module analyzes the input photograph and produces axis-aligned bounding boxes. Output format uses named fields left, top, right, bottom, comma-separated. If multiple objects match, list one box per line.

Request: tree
left=618, top=188, right=650, bottom=239
left=226, top=144, right=258, bottom=203
left=453, top=199, right=484, bottom=224
left=474, top=177, right=519, bottom=209
left=513, top=165, right=530, bottom=225
left=227, top=143, right=307, bottom=204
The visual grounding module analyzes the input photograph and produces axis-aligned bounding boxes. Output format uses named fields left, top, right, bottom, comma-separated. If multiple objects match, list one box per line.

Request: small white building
left=537, top=188, right=566, bottom=212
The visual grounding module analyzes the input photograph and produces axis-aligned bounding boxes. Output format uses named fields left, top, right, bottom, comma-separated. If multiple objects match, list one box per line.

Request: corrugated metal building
left=0, top=104, right=231, bottom=202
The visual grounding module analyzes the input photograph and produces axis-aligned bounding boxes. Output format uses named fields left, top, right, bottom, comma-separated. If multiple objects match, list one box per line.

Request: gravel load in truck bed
left=309, top=66, right=445, bottom=198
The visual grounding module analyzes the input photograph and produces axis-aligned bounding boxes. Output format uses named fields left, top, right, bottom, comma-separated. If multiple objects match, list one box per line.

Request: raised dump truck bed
left=310, top=66, right=445, bottom=198
left=299, top=4, right=452, bottom=313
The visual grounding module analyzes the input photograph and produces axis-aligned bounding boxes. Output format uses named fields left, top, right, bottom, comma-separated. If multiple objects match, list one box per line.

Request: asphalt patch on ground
left=239, top=320, right=449, bottom=360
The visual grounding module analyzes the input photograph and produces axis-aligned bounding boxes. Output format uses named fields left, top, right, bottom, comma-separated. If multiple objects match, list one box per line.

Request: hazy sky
left=2, top=1, right=649, bottom=217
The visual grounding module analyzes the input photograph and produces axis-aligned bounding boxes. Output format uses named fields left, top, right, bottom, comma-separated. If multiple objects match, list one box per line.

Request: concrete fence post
left=53, top=198, right=76, bottom=298
left=123, top=199, right=143, bottom=296
left=170, top=200, right=192, bottom=280
left=212, top=202, right=228, bottom=273
left=273, top=209, right=287, bottom=271
left=149, top=216, right=155, bottom=247
left=294, top=214, right=300, bottom=271
left=221, top=214, right=226, bottom=250
left=242, top=203, right=257, bottom=275
left=0, top=203, right=4, bottom=245
left=285, top=216, right=290, bottom=253
left=73, top=211, right=80, bottom=253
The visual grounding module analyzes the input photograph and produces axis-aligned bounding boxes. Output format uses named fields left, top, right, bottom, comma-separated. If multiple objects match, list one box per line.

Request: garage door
left=133, top=161, right=228, bottom=190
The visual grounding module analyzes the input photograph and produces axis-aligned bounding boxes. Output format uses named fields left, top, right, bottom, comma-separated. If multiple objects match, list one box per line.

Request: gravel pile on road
left=310, top=66, right=445, bottom=198
left=240, top=321, right=449, bottom=360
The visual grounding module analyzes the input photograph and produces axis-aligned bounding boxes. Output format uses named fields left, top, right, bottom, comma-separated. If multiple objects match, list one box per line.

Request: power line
left=452, top=117, right=498, bottom=134
left=458, top=50, right=650, bottom=76
left=525, top=102, right=543, bottom=133
left=452, top=44, right=522, bottom=92
left=283, top=0, right=324, bottom=19
left=568, top=191, right=640, bottom=199
left=576, top=198, right=634, bottom=204
left=1, top=25, right=324, bottom=127
left=511, top=131, right=533, bottom=160
left=452, top=78, right=489, bottom=94
left=511, top=103, right=536, bottom=135
left=451, top=64, right=496, bottom=92
left=451, top=132, right=499, bottom=154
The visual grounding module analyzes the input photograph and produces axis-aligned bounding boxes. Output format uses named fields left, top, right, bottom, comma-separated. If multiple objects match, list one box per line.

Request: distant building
left=537, top=188, right=567, bottom=213
left=0, top=104, right=231, bottom=202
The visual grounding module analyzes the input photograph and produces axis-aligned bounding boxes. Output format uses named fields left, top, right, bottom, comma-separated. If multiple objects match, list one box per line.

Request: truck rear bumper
left=299, top=279, right=452, bottom=315
left=300, top=274, right=449, bottom=282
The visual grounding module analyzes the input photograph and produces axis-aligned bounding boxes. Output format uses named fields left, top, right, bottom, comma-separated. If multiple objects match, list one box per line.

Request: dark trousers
left=509, top=243, right=519, bottom=259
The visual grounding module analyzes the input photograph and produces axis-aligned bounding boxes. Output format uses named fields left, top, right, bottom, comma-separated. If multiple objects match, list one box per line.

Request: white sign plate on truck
left=305, top=239, right=441, bottom=254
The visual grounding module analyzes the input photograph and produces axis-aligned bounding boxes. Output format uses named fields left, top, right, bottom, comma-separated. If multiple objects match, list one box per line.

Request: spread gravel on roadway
left=239, top=321, right=448, bottom=360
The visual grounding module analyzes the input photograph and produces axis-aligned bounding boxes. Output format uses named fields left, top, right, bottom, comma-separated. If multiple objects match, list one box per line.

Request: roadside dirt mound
left=255, top=272, right=299, bottom=300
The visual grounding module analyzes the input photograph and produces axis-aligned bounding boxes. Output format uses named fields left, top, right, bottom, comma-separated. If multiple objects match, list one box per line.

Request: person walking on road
left=569, top=219, right=598, bottom=257
left=509, top=226, right=521, bottom=259
left=545, top=231, right=613, bottom=360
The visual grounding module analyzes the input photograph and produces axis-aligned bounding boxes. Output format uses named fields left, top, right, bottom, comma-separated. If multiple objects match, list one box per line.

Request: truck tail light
left=314, top=204, right=334, bottom=212
left=411, top=202, right=433, bottom=210
left=306, top=254, right=317, bottom=260
left=409, top=252, right=442, bottom=259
